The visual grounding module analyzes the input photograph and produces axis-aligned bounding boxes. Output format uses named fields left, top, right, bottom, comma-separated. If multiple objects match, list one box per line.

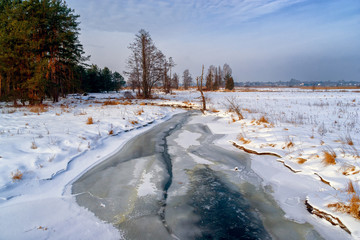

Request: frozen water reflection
left=72, top=112, right=323, bottom=239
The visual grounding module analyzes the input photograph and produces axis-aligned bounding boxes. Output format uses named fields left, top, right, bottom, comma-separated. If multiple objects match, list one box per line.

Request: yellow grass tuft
left=350, top=194, right=360, bottom=218
left=322, top=150, right=336, bottom=165
left=258, top=116, right=269, bottom=124
left=297, top=158, right=307, bottom=164
left=86, top=117, right=94, bottom=125
left=11, top=169, right=23, bottom=181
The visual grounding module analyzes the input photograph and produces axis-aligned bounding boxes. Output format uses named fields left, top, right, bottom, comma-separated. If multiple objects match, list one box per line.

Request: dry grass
left=297, top=158, right=307, bottom=164
left=286, top=140, right=294, bottom=149
left=86, top=117, right=94, bottom=125
left=209, top=107, right=219, bottom=113
left=130, top=120, right=138, bottom=125
left=258, top=116, right=269, bottom=124
left=135, top=109, right=144, bottom=115
left=29, top=104, right=48, bottom=113
left=31, top=140, right=37, bottom=149
left=350, top=194, right=360, bottom=218
left=322, top=150, right=337, bottom=165
left=343, top=165, right=356, bottom=175
left=345, top=135, right=354, bottom=146
left=11, top=169, right=23, bottom=181
left=237, top=134, right=251, bottom=144
left=346, top=181, right=356, bottom=194
left=103, top=100, right=120, bottom=106
left=108, top=129, right=114, bottom=135
left=328, top=194, right=360, bottom=219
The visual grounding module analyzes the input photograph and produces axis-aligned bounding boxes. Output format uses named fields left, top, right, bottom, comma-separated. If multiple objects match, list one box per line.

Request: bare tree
left=125, top=29, right=165, bottom=98
left=172, top=72, right=179, bottom=89
left=182, top=69, right=192, bottom=90
left=196, top=65, right=206, bottom=111
left=162, top=57, right=175, bottom=94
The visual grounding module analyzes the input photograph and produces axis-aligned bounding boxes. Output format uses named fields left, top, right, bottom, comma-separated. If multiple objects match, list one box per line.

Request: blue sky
left=66, top=0, right=360, bottom=82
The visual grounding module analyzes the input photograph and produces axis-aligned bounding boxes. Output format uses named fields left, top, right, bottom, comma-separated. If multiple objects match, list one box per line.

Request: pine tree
left=225, top=74, right=234, bottom=90
left=0, top=0, right=85, bottom=103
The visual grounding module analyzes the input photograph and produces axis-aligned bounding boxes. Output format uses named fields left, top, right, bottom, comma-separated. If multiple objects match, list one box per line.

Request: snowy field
left=0, top=88, right=359, bottom=239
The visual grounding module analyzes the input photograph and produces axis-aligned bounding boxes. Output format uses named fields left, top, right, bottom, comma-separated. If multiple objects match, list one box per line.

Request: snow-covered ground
left=158, top=88, right=360, bottom=238
left=0, top=88, right=359, bottom=239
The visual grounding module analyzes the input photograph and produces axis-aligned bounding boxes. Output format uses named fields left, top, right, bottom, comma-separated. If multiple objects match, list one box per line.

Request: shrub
left=225, top=97, right=244, bottom=120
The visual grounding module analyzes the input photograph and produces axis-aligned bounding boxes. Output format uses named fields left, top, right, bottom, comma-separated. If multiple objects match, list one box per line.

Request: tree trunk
left=0, top=74, right=2, bottom=98
left=197, top=65, right=206, bottom=112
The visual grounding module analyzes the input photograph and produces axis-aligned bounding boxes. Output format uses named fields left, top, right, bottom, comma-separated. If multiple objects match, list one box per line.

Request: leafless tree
left=196, top=65, right=206, bottom=111
left=183, top=69, right=192, bottom=90
left=125, top=29, right=166, bottom=98
left=162, top=57, right=175, bottom=94
left=172, top=72, right=179, bottom=89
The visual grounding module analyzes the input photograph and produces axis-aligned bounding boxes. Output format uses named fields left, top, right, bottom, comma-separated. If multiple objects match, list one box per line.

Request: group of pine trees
left=204, top=64, right=234, bottom=91
left=0, top=0, right=124, bottom=104
left=78, top=65, right=125, bottom=94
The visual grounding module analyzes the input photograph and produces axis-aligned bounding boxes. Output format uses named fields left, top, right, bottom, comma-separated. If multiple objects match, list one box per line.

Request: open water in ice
left=72, top=112, right=323, bottom=240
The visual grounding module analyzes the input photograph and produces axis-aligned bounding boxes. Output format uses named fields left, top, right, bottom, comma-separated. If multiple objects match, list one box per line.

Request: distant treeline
left=236, top=79, right=360, bottom=87
left=0, top=0, right=124, bottom=105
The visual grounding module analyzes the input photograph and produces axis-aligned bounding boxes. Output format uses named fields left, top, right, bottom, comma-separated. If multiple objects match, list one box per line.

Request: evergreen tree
left=225, top=74, right=234, bottom=90
left=0, top=0, right=85, bottom=103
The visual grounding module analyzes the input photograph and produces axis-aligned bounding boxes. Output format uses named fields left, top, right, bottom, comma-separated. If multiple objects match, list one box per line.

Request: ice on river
left=73, top=112, right=324, bottom=240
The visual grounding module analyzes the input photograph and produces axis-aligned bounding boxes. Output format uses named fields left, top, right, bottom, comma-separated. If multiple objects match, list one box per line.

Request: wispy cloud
left=68, top=0, right=305, bottom=33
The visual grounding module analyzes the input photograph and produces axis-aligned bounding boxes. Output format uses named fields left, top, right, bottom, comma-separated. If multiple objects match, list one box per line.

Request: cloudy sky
left=65, top=0, right=360, bottom=82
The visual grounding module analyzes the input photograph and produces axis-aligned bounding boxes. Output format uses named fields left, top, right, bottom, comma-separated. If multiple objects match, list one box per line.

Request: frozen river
left=72, top=112, right=323, bottom=239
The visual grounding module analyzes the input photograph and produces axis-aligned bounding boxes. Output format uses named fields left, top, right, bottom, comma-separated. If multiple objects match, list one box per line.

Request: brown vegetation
left=322, top=150, right=336, bottom=165
left=346, top=181, right=356, bottom=194
left=328, top=194, right=360, bottom=219
left=257, top=116, right=269, bottom=124
left=29, top=104, right=48, bottom=113
left=297, top=158, right=307, bottom=164
left=130, top=120, right=138, bottom=125
left=237, top=134, right=251, bottom=144
left=102, top=100, right=120, bottom=106
left=86, top=117, right=94, bottom=125
left=11, top=169, right=23, bottom=181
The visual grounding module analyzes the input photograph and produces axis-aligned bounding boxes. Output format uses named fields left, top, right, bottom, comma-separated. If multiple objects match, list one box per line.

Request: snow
left=1, top=88, right=360, bottom=239
left=176, top=130, right=201, bottom=148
